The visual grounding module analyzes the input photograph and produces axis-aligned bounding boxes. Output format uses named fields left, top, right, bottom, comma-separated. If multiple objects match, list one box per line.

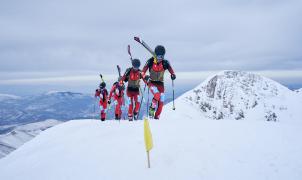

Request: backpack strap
left=162, top=59, right=171, bottom=70
left=123, top=68, right=132, bottom=82
left=147, top=57, right=154, bottom=69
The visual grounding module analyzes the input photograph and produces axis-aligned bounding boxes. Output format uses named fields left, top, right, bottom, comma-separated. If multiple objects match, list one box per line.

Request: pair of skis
left=134, top=37, right=157, bottom=63
left=133, top=37, right=176, bottom=111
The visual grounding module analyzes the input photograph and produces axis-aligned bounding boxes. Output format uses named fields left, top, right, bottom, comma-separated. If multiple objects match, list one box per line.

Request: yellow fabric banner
left=144, top=118, right=153, bottom=151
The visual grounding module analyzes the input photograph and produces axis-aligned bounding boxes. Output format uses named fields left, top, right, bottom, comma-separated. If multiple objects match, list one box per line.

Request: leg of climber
left=148, top=83, right=161, bottom=118
left=133, top=95, right=140, bottom=120
left=116, top=96, right=123, bottom=120
left=128, top=96, right=134, bottom=121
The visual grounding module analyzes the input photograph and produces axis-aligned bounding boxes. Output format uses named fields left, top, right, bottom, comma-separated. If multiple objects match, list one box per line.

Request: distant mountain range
left=0, top=90, right=172, bottom=134
left=0, top=91, right=95, bottom=129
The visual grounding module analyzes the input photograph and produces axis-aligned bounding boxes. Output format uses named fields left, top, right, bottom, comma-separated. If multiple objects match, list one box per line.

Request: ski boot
left=128, top=115, right=133, bottom=121
left=149, top=106, right=155, bottom=118
left=133, top=112, right=138, bottom=120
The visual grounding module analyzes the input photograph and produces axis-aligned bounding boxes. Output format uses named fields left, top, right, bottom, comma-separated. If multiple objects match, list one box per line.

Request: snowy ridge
left=44, top=91, right=85, bottom=97
left=0, top=94, right=21, bottom=101
left=0, top=106, right=301, bottom=179
left=183, top=70, right=301, bottom=122
left=0, top=120, right=61, bottom=158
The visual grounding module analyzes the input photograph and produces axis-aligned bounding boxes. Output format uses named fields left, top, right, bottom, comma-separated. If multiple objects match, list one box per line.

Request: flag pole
left=147, top=150, right=151, bottom=168
left=144, top=118, right=153, bottom=168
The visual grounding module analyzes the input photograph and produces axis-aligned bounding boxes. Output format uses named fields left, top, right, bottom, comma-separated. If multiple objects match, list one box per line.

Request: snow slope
left=0, top=120, right=61, bottom=158
left=184, top=70, right=301, bottom=122
left=0, top=71, right=302, bottom=179
left=0, top=98, right=301, bottom=180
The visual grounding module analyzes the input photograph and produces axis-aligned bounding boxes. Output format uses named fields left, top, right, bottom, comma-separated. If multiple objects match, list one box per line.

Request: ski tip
left=117, top=65, right=121, bottom=71
left=134, top=36, right=140, bottom=43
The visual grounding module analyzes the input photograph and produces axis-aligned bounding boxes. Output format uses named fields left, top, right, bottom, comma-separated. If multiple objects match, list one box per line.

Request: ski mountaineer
left=142, top=45, right=176, bottom=119
left=120, top=59, right=148, bottom=121
left=108, top=80, right=125, bottom=120
left=94, top=82, right=108, bottom=121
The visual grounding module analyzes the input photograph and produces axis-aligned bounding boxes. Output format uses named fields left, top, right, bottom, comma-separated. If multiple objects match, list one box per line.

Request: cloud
left=0, top=0, right=301, bottom=76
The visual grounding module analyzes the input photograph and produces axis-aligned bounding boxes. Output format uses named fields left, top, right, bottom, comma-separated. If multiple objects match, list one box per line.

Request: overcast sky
left=0, top=0, right=302, bottom=94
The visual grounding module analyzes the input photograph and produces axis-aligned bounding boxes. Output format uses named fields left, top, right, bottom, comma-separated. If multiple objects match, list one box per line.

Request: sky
left=0, top=0, right=302, bottom=95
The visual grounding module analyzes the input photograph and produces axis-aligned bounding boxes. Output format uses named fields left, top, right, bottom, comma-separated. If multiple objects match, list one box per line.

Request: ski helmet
left=99, top=82, right=106, bottom=89
left=155, top=45, right=165, bottom=56
left=132, top=59, right=141, bottom=69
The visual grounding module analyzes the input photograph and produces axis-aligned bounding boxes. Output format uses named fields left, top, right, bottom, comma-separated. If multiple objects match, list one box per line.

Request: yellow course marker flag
left=144, top=118, right=153, bottom=151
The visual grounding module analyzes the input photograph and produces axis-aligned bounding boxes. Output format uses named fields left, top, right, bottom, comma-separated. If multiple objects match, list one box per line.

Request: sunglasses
left=156, top=55, right=164, bottom=60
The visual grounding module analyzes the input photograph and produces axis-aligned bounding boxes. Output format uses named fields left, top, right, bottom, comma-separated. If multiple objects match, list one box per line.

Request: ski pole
left=172, top=79, right=175, bottom=110
left=95, top=98, right=99, bottom=120
left=122, top=96, right=126, bottom=122
left=139, top=86, right=145, bottom=103
left=147, top=86, right=150, bottom=118
left=137, top=83, right=147, bottom=119
left=94, top=91, right=99, bottom=120
left=93, top=96, right=96, bottom=113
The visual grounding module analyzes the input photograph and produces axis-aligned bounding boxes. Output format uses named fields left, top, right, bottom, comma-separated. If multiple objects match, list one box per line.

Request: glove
left=144, top=75, right=150, bottom=82
left=171, top=74, right=176, bottom=80
left=108, top=100, right=111, bottom=105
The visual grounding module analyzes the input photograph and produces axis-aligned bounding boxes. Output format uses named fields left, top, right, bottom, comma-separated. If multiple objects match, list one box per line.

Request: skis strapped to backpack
left=134, top=37, right=158, bottom=63
left=117, top=65, right=122, bottom=79
left=128, top=45, right=133, bottom=61
left=100, top=74, right=105, bottom=83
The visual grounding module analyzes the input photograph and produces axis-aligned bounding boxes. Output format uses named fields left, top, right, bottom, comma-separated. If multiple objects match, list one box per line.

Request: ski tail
left=100, top=74, right=105, bottom=83
left=117, top=65, right=122, bottom=78
left=127, top=45, right=133, bottom=60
